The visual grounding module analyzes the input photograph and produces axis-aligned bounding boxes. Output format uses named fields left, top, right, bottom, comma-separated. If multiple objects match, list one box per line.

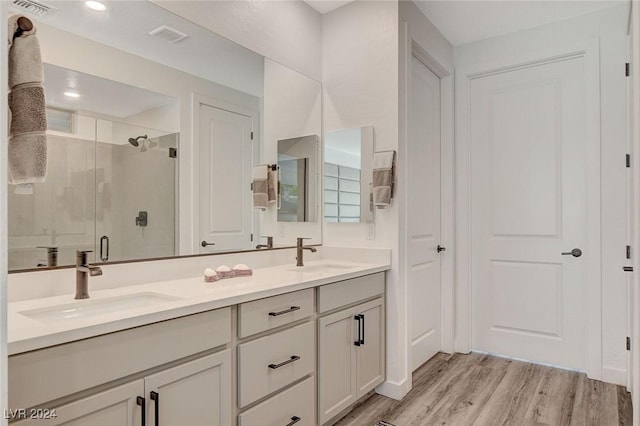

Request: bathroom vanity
left=6, top=248, right=389, bottom=426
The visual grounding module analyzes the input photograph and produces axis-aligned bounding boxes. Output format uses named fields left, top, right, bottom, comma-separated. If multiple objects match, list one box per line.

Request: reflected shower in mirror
left=277, top=135, right=319, bottom=223
left=324, top=126, right=374, bottom=223
left=8, top=68, right=179, bottom=270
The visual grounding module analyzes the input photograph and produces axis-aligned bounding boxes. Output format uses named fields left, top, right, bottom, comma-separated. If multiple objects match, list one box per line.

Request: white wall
left=36, top=23, right=261, bottom=256
left=150, top=0, right=322, bottom=82
left=454, top=4, right=630, bottom=385
left=321, top=0, right=404, bottom=398
left=262, top=59, right=322, bottom=245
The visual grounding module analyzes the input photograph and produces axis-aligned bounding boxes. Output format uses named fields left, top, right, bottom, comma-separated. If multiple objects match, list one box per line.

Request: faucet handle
left=76, top=250, right=93, bottom=265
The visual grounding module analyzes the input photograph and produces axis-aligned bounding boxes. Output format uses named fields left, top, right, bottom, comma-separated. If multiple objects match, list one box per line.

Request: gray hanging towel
left=7, top=14, right=48, bottom=185
left=372, top=150, right=395, bottom=208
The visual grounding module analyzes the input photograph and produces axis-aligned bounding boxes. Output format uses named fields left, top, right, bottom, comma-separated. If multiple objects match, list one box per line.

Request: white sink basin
left=20, top=292, right=181, bottom=323
left=287, top=263, right=359, bottom=273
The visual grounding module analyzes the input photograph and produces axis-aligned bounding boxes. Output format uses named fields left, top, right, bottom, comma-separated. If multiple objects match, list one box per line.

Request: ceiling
left=43, top=63, right=176, bottom=118
left=10, top=1, right=264, bottom=97
left=304, top=0, right=355, bottom=14
left=305, top=0, right=627, bottom=46
left=414, top=0, right=628, bottom=46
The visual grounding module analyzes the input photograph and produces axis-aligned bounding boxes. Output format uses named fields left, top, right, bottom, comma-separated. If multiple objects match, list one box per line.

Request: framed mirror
left=7, top=1, right=322, bottom=272
left=324, top=126, right=374, bottom=223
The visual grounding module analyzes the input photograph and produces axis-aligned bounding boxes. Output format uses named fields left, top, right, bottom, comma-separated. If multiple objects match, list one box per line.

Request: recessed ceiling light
left=63, top=91, right=81, bottom=98
left=84, top=1, right=106, bottom=12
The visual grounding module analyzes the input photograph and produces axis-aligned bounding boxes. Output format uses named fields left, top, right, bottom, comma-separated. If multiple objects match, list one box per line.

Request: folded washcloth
left=8, top=15, right=47, bottom=185
left=372, top=151, right=395, bottom=208
left=232, top=263, right=253, bottom=277
left=204, top=268, right=220, bottom=283
left=253, top=165, right=268, bottom=210
left=215, top=265, right=234, bottom=279
left=267, top=168, right=278, bottom=204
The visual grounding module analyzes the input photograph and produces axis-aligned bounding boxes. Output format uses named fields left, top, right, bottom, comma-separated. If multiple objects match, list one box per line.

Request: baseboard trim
left=376, top=378, right=409, bottom=401
left=602, top=366, right=627, bottom=386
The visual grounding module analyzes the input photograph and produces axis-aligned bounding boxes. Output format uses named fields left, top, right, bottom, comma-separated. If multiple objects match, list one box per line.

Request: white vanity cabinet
left=13, top=351, right=232, bottom=426
left=9, top=308, right=232, bottom=426
left=236, top=288, right=316, bottom=426
left=12, top=380, right=144, bottom=426
left=144, top=350, right=232, bottom=426
left=317, top=273, right=386, bottom=425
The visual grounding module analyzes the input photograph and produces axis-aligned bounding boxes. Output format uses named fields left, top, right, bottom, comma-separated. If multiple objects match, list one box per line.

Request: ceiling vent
left=148, top=25, right=189, bottom=43
left=11, top=0, right=56, bottom=17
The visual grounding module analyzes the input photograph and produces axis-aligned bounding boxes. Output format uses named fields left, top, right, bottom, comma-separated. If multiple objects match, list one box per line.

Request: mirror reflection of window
left=324, top=128, right=363, bottom=223
left=277, top=135, right=318, bottom=223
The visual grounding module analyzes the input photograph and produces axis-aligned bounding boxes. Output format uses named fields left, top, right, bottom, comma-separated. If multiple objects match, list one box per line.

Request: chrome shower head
left=128, top=135, right=147, bottom=147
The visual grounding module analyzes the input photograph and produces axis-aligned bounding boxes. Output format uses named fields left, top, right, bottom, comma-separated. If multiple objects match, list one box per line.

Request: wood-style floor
left=335, top=352, right=632, bottom=426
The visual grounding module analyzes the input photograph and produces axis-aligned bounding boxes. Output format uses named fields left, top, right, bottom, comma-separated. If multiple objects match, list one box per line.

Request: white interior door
left=198, top=104, right=253, bottom=252
left=408, top=54, right=442, bottom=371
left=470, top=55, right=588, bottom=370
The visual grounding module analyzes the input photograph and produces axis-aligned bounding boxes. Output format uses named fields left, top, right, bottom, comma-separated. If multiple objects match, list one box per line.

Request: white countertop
left=8, top=258, right=389, bottom=355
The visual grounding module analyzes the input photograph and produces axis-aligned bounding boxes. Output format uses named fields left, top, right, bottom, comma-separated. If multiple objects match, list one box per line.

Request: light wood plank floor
left=335, top=352, right=632, bottom=426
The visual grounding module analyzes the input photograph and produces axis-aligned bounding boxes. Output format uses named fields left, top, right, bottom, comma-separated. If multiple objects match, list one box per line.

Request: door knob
left=201, top=240, right=216, bottom=247
left=437, top=245, right=446, bottom=253
left=561, top=248, right=582, bottom=257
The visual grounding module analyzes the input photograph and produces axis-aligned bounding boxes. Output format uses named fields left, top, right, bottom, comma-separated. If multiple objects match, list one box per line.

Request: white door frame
left=454, top=38, right=603, bottom=379
left=191, top=93, right=259, bottom=254
left=630, top=0, right=640, bottom=421
left=401, top=24, right=456, bottom=370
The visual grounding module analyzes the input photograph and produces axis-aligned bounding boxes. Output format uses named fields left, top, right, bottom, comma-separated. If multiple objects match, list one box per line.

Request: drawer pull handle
left=360, top=313, right=365, bottom=345
left=269, top=355, right=301, bottom=369
left=150, top=391, right=159, bottom=426
left=269, top=306, right=301, bottom=317
left=286, top=416, right=302, bottom=426
left=136, top=396, right=146, bottom=426
left=354, top=315, right=362, bottom=346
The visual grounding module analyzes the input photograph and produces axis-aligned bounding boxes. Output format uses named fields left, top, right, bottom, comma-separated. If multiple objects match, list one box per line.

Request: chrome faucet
left=296, top=237, right=317, bottom=267
left=256, top=236, right=274, bottom=250
left=75, top=250, right=102, bottom=299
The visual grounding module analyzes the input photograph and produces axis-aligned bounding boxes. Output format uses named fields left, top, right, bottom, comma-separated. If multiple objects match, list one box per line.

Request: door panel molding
left=455, top=38, right=602, bottom=379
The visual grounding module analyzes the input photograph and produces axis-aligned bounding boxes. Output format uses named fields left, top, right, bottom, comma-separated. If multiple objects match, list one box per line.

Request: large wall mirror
left=324, top=126, right=374, bottom=223
left=7, top=1, right=322, bottom=272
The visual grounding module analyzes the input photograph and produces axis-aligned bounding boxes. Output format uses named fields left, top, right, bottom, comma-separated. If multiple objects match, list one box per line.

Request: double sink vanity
left=7, top=247, right=390, bottom=426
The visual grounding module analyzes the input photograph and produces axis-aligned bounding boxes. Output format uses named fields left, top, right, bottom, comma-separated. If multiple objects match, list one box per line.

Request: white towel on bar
left=252, top=165, right=268, bottom=210
left=372, top=151, right=395, bottom=208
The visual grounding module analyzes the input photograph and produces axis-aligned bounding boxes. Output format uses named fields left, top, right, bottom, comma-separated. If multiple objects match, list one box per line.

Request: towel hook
left=17, top=16, right=33, bottom=31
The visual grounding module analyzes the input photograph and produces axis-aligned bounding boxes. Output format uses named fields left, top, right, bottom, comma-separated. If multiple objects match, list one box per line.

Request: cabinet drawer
left=238, top=377, right=315, bottom=426
left=238, top=321, right=315, bottom=407
left=9, top=308, right=231, bottom=410
left=318, top=272, right=384, bottom=313
left=238, top=288, right=314, bottom=338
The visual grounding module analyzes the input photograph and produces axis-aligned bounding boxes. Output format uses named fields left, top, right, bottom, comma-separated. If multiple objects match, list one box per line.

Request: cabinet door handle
left=286, top=416, right=301, bottom=426
left=136, top=396, right=146, bottom=426
left=360, top=314, right=365, bottom=345
left=150, top=391, right=159, bottom=426
left=354, top=315, right=362, bottom=346
left=268, top=355, right=300, bottom=369
left=268, top=306, right=301, bottom=316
